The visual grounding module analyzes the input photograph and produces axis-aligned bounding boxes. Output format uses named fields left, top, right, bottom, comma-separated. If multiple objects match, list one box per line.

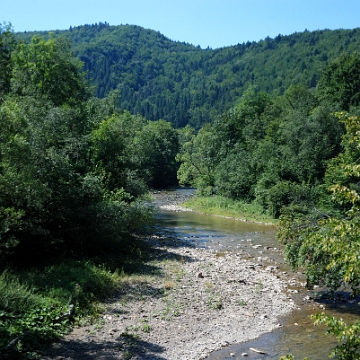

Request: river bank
left=178, top=193, right=278, bottom=226
left=44, top=234, right=296, bottom=360
left=43, top=190, right=301, bottom=360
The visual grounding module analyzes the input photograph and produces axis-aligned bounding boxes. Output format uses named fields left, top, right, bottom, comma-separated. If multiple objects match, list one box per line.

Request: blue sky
left=3, top=0, right=360, bottom=49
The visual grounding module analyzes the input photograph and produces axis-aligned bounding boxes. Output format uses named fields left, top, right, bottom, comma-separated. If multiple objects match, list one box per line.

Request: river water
left=153, top=189, right=360, bottom=360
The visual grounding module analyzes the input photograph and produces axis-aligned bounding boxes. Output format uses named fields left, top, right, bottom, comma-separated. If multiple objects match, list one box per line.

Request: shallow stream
left=153, top=189, right=360, bottom=360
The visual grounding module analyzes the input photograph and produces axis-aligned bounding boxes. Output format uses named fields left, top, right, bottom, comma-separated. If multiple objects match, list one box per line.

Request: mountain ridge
left=16, top=24, right=360, bottom=128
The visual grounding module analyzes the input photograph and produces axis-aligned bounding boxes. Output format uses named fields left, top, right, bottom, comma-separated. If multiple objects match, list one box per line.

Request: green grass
left=183, top=195, right=278, bottom=225
left=0, top=235, right=153, bottom=359
left=0, top=259, right=123, bottom=358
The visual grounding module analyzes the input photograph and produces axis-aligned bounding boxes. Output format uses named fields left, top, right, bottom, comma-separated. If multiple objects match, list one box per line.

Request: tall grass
left=183, top=195, right=277, bottom=225
left=0, top=258, right=124, bottom=357
left=0, top=271, right=40, bottom=315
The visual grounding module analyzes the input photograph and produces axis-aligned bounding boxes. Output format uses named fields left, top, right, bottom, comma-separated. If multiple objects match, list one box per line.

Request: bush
left=257, top=181, right=319, bottom=218
left=0, top=259, right=122, bottom=357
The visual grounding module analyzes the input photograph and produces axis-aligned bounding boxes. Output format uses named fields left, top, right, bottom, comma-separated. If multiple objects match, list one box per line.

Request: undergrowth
left=0, top=235, right=151, bottom=359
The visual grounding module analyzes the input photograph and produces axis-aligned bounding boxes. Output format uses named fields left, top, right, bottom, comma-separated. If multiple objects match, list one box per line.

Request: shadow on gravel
left=41, top=241, right=195, bottom=360
left=45, top=335, right=167, bottom=359
left=102, top=243, right=200, bottom=306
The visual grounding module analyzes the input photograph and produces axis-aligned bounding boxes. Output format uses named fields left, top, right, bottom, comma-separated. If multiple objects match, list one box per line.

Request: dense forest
left=17, top=23, right=360, bottom=128
left=1, top=22, right=360, bottom=358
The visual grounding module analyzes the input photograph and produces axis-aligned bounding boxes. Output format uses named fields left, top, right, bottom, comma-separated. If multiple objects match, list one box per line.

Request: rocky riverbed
left=44, top=239, right=298, bottom=359
left=44, top=190, right=298, bottom=360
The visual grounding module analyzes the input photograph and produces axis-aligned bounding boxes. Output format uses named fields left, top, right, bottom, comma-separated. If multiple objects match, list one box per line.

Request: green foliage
left=279, top=112, right=360, bottom=293
left=91, top=112, right=179, bottom=192
left=318, top=52, right=360, bottom=111
left=312, top=313, right=360, bottom=359
left=0, top=259, right=122, bottom=357
left=0, top=94, right=101, bottom=257
left=136, top=119, right=180, bottom=188
left=0, top=31, right=164, bottom=262
left=0, top=270, right=69, bottom=355
left=214, top=149, right=257, bottom=200
left=278, top=112, right=360, bottom=360
left=0, top=97, right=50, bottom=256
left=177, top=123, right=218, bottom=191
left=90, top=111, right=145, bottom=195
left=177, top=81, right=343, bottom=217
left=210, top=87, right=272, bottom=200
left=11, top=34, right=90, bottom=107
left=16, top=25, right=360, bottom=128
left=0, top=23, right=16, bottom=99
left=259, top=181, right=320, bottom=218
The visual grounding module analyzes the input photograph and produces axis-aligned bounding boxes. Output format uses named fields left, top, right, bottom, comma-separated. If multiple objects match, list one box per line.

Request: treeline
left=176, top=48, right=360, bottom=217
left=0, top=25, right=179, bottom=266
left=175, top=50, right=360, bottom=281
left=17, top=24, right=360, bottom=129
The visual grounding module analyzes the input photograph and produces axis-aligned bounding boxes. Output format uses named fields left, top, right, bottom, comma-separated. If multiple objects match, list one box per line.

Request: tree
left=11, top=34, right=89, bottom=107
left=0, top=97, right=49, bottom=257
left=0, top=23, right=16, bottom=98
left=0, top=95, right=102, bottom=258
left=90, top=110, right=148, bottom=196
left=278, top=112, right=360, bottom=359
left=317, top=52, right=360, bottom=111
left=136, top=120, right=179, bottom=188
left=279, top=112, right=360, bottom=291
left=177, top=123, right=218, bottom=193
left=0, top=32, right=153, bottom=261
left=214, top=148, right=257, bottom=200
left=205, top=87, right=272, bottom=200
left=253, top=88, right=342, bottom=217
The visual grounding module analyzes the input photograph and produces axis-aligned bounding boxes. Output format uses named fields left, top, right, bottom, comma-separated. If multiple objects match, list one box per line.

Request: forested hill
left=17, top=23, right=360, bottom=128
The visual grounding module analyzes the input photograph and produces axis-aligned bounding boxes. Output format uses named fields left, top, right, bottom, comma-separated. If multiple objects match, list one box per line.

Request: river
left=153, top=189, right=360, bottom=360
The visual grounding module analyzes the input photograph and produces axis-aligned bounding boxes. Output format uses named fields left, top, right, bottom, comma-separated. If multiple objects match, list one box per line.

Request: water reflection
left=155, top=210, right=279, bottom=253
